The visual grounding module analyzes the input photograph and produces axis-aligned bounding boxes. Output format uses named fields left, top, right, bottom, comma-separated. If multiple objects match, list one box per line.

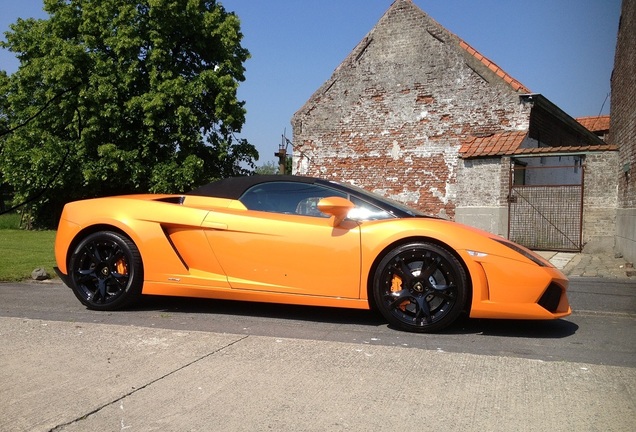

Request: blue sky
left=1, top=0, right=622, bottom=165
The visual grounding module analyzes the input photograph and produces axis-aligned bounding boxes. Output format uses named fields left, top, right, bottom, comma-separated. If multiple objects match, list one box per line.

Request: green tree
left=254, top=157, right=293, bottom=175
left=0, top=0, right=257, bottom=228
left=255, top=160, right=279, bottom=175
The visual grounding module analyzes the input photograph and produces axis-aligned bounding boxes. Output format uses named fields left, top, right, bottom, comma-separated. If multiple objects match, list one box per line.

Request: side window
left=239, top=182, right=347, bottom=217
left=348, top=196, right=392, bottom=220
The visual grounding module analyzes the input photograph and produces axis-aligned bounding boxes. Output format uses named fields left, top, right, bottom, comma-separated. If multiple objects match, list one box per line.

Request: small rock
left=31, top=267, right=50, bottom=281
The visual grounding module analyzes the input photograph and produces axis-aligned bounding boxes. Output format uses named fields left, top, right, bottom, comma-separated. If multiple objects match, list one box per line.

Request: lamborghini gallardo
left=54, top=175, right=571, bottom=332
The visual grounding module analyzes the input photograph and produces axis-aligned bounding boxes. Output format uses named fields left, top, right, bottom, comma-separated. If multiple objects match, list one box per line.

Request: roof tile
left=576, top=115, right=610, bottom=132
left=460, top=131, right=618, bottom=159
left=458, top=39, right=531, bottom=94
left=459, top=131, right=527, bottom=158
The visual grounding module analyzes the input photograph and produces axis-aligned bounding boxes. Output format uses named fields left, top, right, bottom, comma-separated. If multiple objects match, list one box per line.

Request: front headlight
left=493, top=239, right=551, bottom=267
left=467, top=250, right=488, bottom=258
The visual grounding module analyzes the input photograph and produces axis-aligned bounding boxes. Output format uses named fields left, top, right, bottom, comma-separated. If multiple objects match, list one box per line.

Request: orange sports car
left=54, top=175, right=570, bottom=333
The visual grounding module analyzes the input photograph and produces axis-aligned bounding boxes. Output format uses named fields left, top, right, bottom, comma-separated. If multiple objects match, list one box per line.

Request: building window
left=512, top=161, right=527, bottom=185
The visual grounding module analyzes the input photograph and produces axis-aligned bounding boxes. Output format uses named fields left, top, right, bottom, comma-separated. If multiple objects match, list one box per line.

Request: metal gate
left=508, top=164, right=584, bottom=252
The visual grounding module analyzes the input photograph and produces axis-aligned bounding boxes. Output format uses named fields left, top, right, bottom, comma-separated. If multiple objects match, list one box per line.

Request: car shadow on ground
left=445, top=317, right=578, bottom=339
left=130, top=294, right=384, bottom=326
left=128, top=295, right=578, bottom=339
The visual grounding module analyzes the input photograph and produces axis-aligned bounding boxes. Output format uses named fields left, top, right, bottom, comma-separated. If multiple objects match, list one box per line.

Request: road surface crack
left=48, top=334, right=250, bottom=431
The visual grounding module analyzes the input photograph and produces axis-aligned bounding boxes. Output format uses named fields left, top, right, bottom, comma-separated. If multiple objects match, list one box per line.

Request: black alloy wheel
left=373, top=242, right=468, bottom=333
left=68, top=231, right=143, bottom=310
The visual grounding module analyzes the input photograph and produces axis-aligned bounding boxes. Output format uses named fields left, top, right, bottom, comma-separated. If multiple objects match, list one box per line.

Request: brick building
left=292, top=0, right=616, bottom=252
left=610, top=0, right=636, bottom=263
left=456, top=95, right=617, bottom=252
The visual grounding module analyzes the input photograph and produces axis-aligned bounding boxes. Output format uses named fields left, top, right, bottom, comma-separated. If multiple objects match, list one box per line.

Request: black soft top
left=187, top=175, right=320, bottom=200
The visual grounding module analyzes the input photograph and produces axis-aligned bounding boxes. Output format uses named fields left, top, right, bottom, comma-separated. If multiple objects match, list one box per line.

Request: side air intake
left=538, top=283, right=562, bottom=312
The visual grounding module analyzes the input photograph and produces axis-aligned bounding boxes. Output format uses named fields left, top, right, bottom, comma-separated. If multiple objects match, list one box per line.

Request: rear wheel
left=68, top=231, right=143, bottom=310
left=373, top=242, right=468, bottom=333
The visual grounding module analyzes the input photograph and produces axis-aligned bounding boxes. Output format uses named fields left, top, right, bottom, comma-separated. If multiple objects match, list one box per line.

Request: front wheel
left=68, top=231, right=143, bottom=310
left=373, top=242, right=468, bottom=333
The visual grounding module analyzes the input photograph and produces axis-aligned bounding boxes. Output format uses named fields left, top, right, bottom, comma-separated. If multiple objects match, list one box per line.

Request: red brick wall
left=610, top=0, right=636, bottom=208
left=610, top=0, right=636, bottom=262
left=292, top=0, right=530, bottom=218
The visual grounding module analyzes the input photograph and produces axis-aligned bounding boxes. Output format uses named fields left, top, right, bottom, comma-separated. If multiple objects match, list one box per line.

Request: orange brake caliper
left=115, top=259, right=128, bottom=275
left=391, top=275, right=410, bottom=311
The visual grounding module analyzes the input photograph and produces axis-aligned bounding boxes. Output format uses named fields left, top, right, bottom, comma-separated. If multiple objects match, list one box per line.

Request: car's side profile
left=54, top=175, right=571, bottom=333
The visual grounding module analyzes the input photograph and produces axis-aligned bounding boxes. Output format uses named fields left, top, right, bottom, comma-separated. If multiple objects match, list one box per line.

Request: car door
left=202, top=182, right=361, bottom=298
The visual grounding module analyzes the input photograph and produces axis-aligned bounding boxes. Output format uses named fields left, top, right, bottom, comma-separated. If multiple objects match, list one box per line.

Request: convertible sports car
left=54, top=175, right=571, bottom=333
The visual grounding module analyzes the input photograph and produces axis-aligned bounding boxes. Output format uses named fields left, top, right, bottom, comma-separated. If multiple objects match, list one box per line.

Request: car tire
left=373, top=242, right=468, bottom=333
left=68, top=231, right=143, bottom=310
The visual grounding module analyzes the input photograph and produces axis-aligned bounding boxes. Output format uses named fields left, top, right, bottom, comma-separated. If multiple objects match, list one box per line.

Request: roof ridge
left=575, top=115, right=610, bottom=120
left=458, top=39, right=531, bottom=93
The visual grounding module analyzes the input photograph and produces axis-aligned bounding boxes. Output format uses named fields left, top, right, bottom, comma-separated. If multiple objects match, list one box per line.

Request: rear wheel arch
left=67, top=229, right=144, bottom=310
left=66, top=225, right=138, bottom=272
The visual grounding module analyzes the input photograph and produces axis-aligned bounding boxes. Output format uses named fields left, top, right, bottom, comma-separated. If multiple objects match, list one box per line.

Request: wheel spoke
left=85, top=244, right=102, bottom=265
left=420, top=259, right=438, bottom=281
left=105, top=246, right=123, bottom=267
left=387, top=289, right=412, bottom=309
left=111, top=271, right=128, bottom=283
left=76, top=268, right=96, bottom=284
left=92, top=279, right=107, bottom=303
left=429, top=287, right=454, bottom=301
left=414, top=296, right=432, bottom=324
left=393, top=257, right=415, bottom=285
left=75, top=244, right=127, bottom=303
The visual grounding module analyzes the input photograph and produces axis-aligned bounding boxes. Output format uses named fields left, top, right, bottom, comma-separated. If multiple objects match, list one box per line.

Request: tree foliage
left=254, top=157, right=293, bottom=175
left=254, top=161, right=279, bottom=175
left=0, top=0, right=257, bottom=228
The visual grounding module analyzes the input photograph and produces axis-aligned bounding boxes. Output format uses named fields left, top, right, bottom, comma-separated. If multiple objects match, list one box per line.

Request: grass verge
left=0, top=212, right=20, bottom=230
left=0, top=213, right=57, bottom=281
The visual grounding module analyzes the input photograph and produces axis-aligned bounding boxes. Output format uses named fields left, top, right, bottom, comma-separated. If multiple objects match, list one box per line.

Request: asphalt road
left=1, top=278, right=635, bottom=431
left=1, top=277, right=634, bottom=368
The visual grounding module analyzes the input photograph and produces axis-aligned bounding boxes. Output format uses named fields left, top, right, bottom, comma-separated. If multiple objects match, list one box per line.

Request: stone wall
left=582, top=152, right=619, bottom=252
left=454, top=152, right=618, bottom=253
left=292, top=0, right=529, bottom=218
left=455, top=157, right=509, bottom=236
left=610, top=0, right=636, bottom=263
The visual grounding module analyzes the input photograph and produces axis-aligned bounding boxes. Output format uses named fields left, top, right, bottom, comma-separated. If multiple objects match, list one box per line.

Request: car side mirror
left=317, top=197, right=355, bottom=226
